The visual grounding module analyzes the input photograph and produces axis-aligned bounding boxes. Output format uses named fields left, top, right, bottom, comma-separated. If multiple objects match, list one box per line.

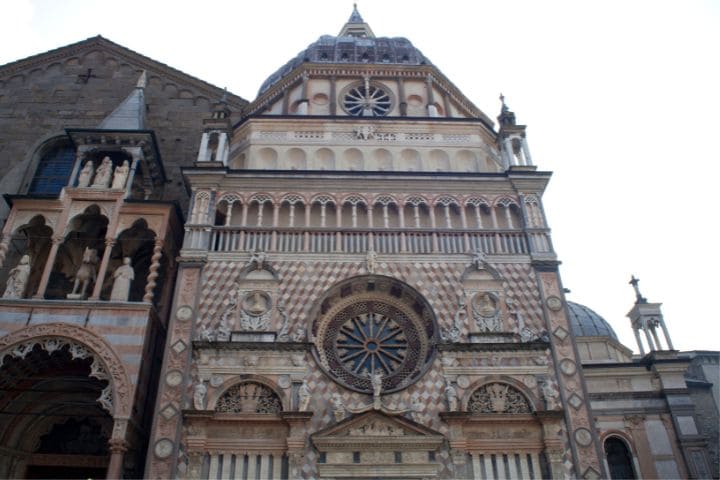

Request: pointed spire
left=98, top=70, right=146, bottom=130
left=339, top=3, right=375, bottom=38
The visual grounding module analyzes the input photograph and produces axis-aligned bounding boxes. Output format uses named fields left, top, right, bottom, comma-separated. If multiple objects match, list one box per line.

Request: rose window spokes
left=343, top=84, right=392, bottom=117
left=336, top=312, right=408, bottom=376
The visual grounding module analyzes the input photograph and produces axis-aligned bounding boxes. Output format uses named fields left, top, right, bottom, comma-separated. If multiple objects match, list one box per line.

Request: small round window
left=341, top=80, right=394, bottom=117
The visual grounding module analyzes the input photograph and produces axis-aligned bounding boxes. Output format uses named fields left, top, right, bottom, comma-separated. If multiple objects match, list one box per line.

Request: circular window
left=341, top=80, right=394, bottom=117
left=312, top=276, right=437, bottom=394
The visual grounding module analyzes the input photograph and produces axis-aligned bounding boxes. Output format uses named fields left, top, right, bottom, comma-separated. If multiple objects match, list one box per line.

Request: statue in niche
left=445, top=381, right=458, bottom=412
left=331, top=393, right=345, bottom=422
left=298, top=380, right=311, bottom=412
left=109, top=257, right=134, bottom=301
left=2, top=254, right=31, bottom=299
left=67, top=247, right=98, bottom=299
left=441, top=294, right=466, bottom=342
left=111, top=160, right=130, bottom=189
left=91, top=157, right=113, bottom=188
left=471, top=249, right=486, bottom=270
left=193, top=380, right=207, bottom=410
left=77, top=160, right=95, bottom=187
left=540, top=378, right=560, bottom=410
left=249, top=249, right=267, bottom=271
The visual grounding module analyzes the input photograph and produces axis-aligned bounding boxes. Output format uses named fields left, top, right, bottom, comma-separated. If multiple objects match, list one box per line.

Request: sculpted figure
left=445, top=381, right=458, bottom=412
left=292, top=324, right=306, bottom=342
left=471, top=249, right=486, bottom=270
left=249, top=249, right=267, bottom=271
left=77, top=160, right=95, bottom=187
left=276, top=302, right=290, bottom=341
left=331, top=393, right=345, bottom=422
left=68, top=247, right=98, bottom=299
left=197, top=324, right=214, bottom=342
left=366, top=248, right=377, bottom=273
left=2, top=254, right=31, bottom=299
left=193, top=381, right=207, bottom=410
left=111, top=160, right=130, bottom=189
left=91, top=157, right=113, bottom=188
left=372, top=372, right=383, bottom=398
left=110, top=257, right=134, bottom=301
left=298, top=379, right=311, bottom=411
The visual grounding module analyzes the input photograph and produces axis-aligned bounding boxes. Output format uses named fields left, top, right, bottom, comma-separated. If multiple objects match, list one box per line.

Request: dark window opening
left=28, top=143, right=75, bottom=196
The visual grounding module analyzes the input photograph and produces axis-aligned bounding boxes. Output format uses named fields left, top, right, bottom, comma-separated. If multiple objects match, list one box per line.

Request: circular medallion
left=154, top=438, right=174, bottom=459
left=456, top=375, right=471, bottom=389
left=560, top=359, right=577, bottom=376
left=574, top=427, right=593, bottom=446
left=313, top=277, right=438, bottom=394
left=165, top=370, right=183, bottom=387
left=472, top=292, right=499, bottom=318
left=546, top=296, right=563, bottom=311
left=278, top=375, right=291, bottom=389
left=176, top=305, right=193, bottom=321
left=340, top=80, right=395, bottom=117
left=210, top=375, right=224, bottom=387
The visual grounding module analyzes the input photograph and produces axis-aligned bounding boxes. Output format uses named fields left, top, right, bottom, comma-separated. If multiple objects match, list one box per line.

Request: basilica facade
left=0, top=8, right=716, bottom=480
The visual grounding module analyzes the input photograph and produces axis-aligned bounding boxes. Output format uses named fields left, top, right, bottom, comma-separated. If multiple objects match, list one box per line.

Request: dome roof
left=258, top=35, right=432, bottom=96
left=567, top=301, right=618, bottom=340
left=257, top=7, right=432, bottom=96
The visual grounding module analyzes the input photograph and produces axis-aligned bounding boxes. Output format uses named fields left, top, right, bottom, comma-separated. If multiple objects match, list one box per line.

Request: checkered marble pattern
left=195, top=257, right=545, bottom=479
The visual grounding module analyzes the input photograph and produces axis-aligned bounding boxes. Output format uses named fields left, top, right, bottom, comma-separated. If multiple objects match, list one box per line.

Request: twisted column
left=143, top=239, right=164, bottom=303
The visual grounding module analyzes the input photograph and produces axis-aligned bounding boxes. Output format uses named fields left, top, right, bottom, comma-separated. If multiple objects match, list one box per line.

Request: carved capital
left=108, top=438, right=129, bottom=453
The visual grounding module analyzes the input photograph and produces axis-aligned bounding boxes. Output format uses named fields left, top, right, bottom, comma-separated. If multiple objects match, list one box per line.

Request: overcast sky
left=3, top=0, right=719, bottom=353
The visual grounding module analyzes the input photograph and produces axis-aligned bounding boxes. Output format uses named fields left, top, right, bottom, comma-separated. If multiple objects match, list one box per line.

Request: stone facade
left=0, top=8, right=717, bottom=480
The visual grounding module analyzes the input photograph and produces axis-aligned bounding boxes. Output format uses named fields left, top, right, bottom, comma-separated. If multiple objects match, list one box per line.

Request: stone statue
left=372, top=372, right=383, bottom=398
left=249, top=249, right=267, bottom=271
left=276, top=302, right=290, bottom=341
left=193, top=381, right=207, bottom=410
left=2, top=254, right=31, bottom=299
left=411, top=393, right=424, bottom=422
left=111, top=160, right=130, bottom=189
left=445, top=381, right=458, bottom=412
left=298, top=380, right=311, bottom=411
left=91, top=156, right=113, bottom=188
left=77, top=160, right=94, bottom=187
left=471, top=249, right=486, bottom=270
left=216, top=319, right=231, bottom=341
left=541, top=378, right=560, bottom=410
left=67, top=247, right=98, bottom=299
left=292, top=324, right=306, bottom=342
left=197, top=324, right=214, bottom=342
left=366, top=248, right=377, bottom=273
left=331, top=393, right=345, bottom=422
left=110, top=257, right=134, bottom=301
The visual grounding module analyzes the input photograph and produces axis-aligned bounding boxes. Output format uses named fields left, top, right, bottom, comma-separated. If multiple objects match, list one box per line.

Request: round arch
left=462, top=375, right=539, bottom=413
left=0, top=323, right=133, bottom=418
left=210, top=375, right=286, bottom=413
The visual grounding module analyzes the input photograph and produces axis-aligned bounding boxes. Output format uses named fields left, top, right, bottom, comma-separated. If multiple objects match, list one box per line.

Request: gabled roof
left=0, top=35, right=248, bottom=108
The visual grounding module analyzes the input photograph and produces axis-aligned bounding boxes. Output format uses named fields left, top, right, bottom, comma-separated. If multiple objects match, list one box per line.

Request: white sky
left=3, top=0, right=719, bottom=353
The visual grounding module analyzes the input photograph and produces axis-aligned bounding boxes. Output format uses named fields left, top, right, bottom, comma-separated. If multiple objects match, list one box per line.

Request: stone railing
left=182, top=226, right=550, bottom=256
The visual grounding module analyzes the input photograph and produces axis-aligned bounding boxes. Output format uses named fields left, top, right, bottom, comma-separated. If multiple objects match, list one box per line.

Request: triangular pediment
left=0, top=35, right=248, bottom=108
left=313, top=411, right=443, bottom=443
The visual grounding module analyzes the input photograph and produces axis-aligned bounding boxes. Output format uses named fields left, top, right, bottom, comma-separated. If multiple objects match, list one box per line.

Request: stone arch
left=0, top=323, right=133, bottom=418
left=107, top=218, right=158, bottom=301
left=315, top=148, right=336, bottom=170
left=256, top=147, right=278, bottom=169
left=16, top=133, right=76, bottom=197
left=462, top=376, right=538, bottom=413
left=399, top=148, right=421, bottom=171
left=372, top=148, right=393, bottom=171
left=342, top=148, right=364, bottom=170
left=210, top=376, right=285, bottom=413
left=285, top=148, right=307, bottom=170
left=2, top=214, right=54, bottom=298
left=603, top=434, right=637, bottom=479
left=428, top=149, right=450, bottom=171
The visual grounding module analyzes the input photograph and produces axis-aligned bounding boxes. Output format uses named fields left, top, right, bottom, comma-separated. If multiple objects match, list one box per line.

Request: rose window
left=312, top=276, right=437, bottom=394
left=341, top=80, right=394, bottom=117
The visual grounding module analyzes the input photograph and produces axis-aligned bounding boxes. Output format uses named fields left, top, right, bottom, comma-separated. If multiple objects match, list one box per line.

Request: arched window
left=605, top=437, right=636, bottom=479
left=28, top=140, right=76, bottom=196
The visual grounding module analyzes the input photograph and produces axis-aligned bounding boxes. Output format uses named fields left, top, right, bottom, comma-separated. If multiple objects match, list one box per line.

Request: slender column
left=282, top=89, right=290, bottom=115
left=208, top=454, right=220, bottom=480
left=336, top=204, right=342, bottom=227
left=124, top=152, right=141, bottom=199
left=329, top=75, right=337, bottom=115
left=425, top=75, right=437, bottom=116
left=247, top=454, right=257, bottom=480
left=34, top=235, right=64, bottom=299
left=643, top=326, right=656, bottom=351
left=460, top=205, right=468, bottom=229
left=217, top=133, right=228, bottom=165
left=443, top=92, right=452, bottom=118
left=288, top=204, right=296, bottom=227
left=241, top=203, right=249, bottom=227
left=413, top=205, right=420, bottom=227
left=335, top=205, right=342, bottom=252
left=507, top=453, right=518, bottom=479
left=220, top=453, right=231, bottom=480
left=260, top=454, right=269, bottom=479
left=471, top=454, right=482, bottom=479
left=382, top=205, right=389, bottom=228
left=143, top=239, right=164, bottom=303
left=272, top=203, right=280, bottom=227
left=197, top=132, right=210, bottom=162
left=367, top=205, right=374, bottom=228
left=496, top=454, right=507, bottom=478
left=397, top=77, right=407, bottom=116
left=650, top=327, right=663, bottom=351
left=272, top=454, right=282, bottom=479
left=444, top=205, right=452, bottom=228
left=351, top=204, right=358, bottom=228
left=225, top=203, right=233, bottom=226
left=530, top=454, right=542, bottom=480
left=106, top=439, right=128, bottom=479
left=398, top=205, right=405, bottom=228
left=305, top=203, right=311, bottom=227
left=504, top=138, right=514, bottom=166
left=257, top=203, right=265, bottom=226
left=474, top=205, right=483, bottom=228
left=633, top=328, right=646, bottom=355
left=490, top=207, right=499, bottom=229
left=320, top=204, right=327, bottom=227
left=504, top=206, right=514, bottom=229
left=482, top=455, right=493, bottom=479
left=429, top=206, right=437, bottom=229
left=659, top=319, right=674, bottom=350
left=521, top=137, right=533, bottom=165
left=90, top=238, right=116, bottom=300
